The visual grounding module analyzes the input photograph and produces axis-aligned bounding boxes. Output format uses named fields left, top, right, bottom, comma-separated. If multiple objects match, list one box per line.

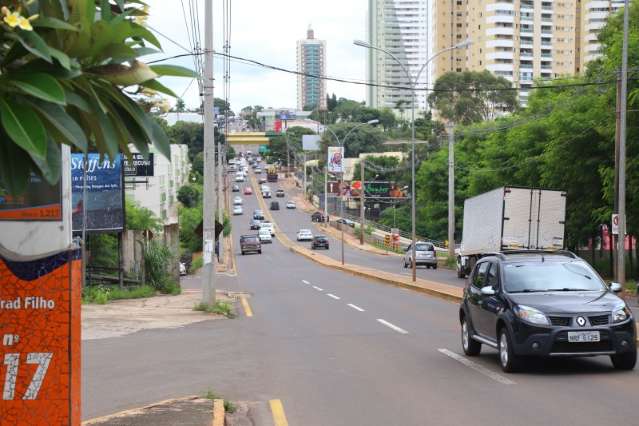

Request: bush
left=179, top=205, right=203, bottom=252
left=223, top=213, right=232, bottom=237
left=83, top=285, right=156, bottom=304
left=190, top=256, right=204, bottom=274
left=194, top=301, right=235, bottom=318
left=145, top=240, right=180, bottom=293
left=177, top=184, right=201, bottom=208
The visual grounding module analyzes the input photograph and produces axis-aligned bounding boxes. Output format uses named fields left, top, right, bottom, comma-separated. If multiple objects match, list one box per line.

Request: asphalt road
left=83, top=164, right=639, bottom=425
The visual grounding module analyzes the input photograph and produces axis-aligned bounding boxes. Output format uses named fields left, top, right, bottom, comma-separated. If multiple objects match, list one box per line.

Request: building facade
left=297, top=27, right=327, bottom=111
left=579, top=0, right=625, bottom=70
left=366, top=0, right=434, bottom=112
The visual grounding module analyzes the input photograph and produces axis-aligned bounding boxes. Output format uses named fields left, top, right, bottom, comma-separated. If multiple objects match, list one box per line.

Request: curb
left=82, top=395, right=202, bottom=425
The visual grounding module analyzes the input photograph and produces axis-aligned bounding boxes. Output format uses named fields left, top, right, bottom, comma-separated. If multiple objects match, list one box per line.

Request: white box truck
left=456, top=187, right=566, bottom=278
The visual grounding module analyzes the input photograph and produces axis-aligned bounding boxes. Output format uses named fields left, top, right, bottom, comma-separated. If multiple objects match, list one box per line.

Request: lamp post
left=324, top=119, right=379, bottom=265
left=354, top=38, right=471, bottom=282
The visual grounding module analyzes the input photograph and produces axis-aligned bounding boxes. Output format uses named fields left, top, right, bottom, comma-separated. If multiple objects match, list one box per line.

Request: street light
left=354, top=38, right=471, bottom=282
left=324, top=119, right=379, bottom=265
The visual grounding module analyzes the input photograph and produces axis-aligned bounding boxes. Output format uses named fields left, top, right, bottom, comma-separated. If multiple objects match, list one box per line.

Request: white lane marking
left=327, top=293, right=341, bottom=300
left=302, top=280, right=310, bottom=285
left=312, top=286, right=323, bottom=291
left=347, top=304, right=365, bottom=312
left=376, top=319, right=408, bottom=335
left=437, top=348, right=516, bottom=385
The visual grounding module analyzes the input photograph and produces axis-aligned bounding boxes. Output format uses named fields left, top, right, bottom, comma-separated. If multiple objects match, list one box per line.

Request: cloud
left=145, top=0, right=367, bottom=112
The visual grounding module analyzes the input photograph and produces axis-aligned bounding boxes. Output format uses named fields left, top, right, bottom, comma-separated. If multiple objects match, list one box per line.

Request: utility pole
left=360, top=159, right=365, bottom=245
left=303, top=152, right=307, bottom=199
left=217, top=130, right=224, bottom=264
left=447, top=123, right=455, bottom=259
left=617, top=0, right=630, bottom=285
left=201, top=0, right=216, bottom=305
left=324, top=167, right=328, bottom=223
left=614, top=76, right=621, bottom=280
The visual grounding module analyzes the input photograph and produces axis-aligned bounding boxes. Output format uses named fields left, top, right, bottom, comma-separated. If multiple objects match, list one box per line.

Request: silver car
left=403, top=242, right=438, bottom=269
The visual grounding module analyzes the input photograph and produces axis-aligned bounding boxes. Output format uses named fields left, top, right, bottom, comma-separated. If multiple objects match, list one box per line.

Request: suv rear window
left=241, top=236, right=259, bottom=243
left=415, top=243, right=434, bottom=251
left=503, top=261, right=606, bottom=293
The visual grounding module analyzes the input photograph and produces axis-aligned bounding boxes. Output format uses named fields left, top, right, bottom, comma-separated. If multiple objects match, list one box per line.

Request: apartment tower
left=297, top=26, right=327, bottom=111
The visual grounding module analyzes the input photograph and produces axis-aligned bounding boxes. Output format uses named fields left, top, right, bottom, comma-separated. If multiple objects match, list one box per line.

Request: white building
left=297, top=26, right=327, bottom=111
left=366, top=0, right=433, bottom=112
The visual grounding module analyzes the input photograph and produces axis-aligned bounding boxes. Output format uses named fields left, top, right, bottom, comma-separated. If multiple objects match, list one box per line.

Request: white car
left=234, top=175, right=244, bottom=182
left=233, top=196, right=243, bottom=206
left=179, top=262, right=187, bottom=276
left=297, top=229, right=313, bottom=241
left=260, top=222, right=275, bottom=236
left=258, top=228, right=272, bottom=243
left=233, top=205, right=243, bottom=215
left=261, top=185, right=270, bottom=193
left=286, top=201, right=296, bottom=209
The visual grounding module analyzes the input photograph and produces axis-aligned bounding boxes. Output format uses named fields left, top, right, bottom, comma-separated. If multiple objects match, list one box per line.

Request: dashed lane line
left=240, top=295, right=253, bottom=318
left=347, top=303, right=365, bottom=312
left=302, top=280, right=311, bottom=285
left=438, top=348, right=516, bottom=385
left=327, top=293, right=341, bottom=300
left=376, top=319, right=409, bottom=335
left=312, top=286, right=324, bottom=291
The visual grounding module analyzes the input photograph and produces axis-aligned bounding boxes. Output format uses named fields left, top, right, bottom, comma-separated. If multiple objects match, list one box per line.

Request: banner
left=0, top=246, right=81, bottom=425
left=327, top=147, right=344, bottom=174
left=123, top=153, right=154, bottom=177
left=71, top=153, right=124, bottom=232
left=0, top=175, right=61, bottom=221
left=302, top=135, right=321, bottom=151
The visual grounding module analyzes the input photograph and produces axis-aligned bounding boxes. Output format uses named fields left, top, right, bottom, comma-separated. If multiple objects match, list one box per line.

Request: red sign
left=0, top=248, right=81, bottom=425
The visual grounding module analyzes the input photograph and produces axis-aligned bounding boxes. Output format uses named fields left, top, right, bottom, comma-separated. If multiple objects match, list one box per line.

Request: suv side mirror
left=480, top=286, right=496, bottom=296
left=610, top=282, right=623, bottom=293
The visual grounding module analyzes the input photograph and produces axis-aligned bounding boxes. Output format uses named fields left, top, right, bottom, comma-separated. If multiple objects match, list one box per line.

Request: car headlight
left=613, top=306, right=631, bottom=323
left=513, top=305, right=550, bottom=326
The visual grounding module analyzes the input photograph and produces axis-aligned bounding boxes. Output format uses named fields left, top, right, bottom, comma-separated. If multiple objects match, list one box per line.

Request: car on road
left=270, top=201, right=280, bottom=211
left=311, top=236, right=329, bottom=250
left=276, top=189, right=285, bottom=198
left=258, top=177, right=267, bottom=184
left=233, top=196, right=243, bottom=206
left=258, top=228, right=272, bottom=243
left=240, top=235, right=262, bottom=255
left=311, top=211, right=325, bottom=222
left=179, top=262, right=187, bottom=276
left=255, top=167, right=262, bottom=173
left=233, top=205, right=243, bottom=215
left=260, top=221, right=275, bottom=236
left=232, top=184, right=240, bottom=192
left=286, top=201, right=296, bottom=209
left=235, top=175, right=244, bottom=182
left=244, top=187, right=253, bottom=195
left=253, top=210, right=265, bottom=221
left=297, top=229, right=313, bottom=241
left=262, top=190, right=272, bottom=198
left=250, top=219, right=262, bottom=230
left=459, top=250, right=636, bottom=373
left=336, top=218, right=356, bottom=228
left=403, top=242, right=438, bottom=269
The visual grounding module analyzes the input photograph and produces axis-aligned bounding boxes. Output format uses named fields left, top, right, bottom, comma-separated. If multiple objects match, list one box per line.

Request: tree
left=214, top=97, right=233, bottom=116
left=321, top=123, right=386, bottom=158
left=268, top=126, right=316, bottom=163
left=126, top=199, right=162, bottom=232
left=0, top=1, right=196, bottom=195
left=175, top=98, right=186, bottom=112
left=177, top=184, right=200, bottom=208
left=378, top=108, right=397, bottom=131
left=428, top=71, right=518, bottom=124
left=327, top=93, right=338, bottom=111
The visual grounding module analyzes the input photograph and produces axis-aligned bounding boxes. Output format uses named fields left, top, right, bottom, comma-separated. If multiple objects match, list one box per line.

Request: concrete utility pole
left=217, top=132, right=224, bottom=264
left=303, top=152, right=307, bottom=199
left=324, top=167, right=328, bottom=222
left=201, top=0, right=216, bottom=305
left=616, top=0, right=630, bottom=285
left=447, top=123, right=455, bottom=259
left=360, top=158, right=365, bottom=245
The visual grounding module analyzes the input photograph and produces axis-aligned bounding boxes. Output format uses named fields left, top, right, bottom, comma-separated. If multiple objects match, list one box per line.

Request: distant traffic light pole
left=325, top=120, right=379, bottom=265
left=354, top=39, right=471, bottom=281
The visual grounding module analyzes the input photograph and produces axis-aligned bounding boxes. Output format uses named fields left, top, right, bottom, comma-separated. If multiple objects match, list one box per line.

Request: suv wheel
left=611, top=350, right=637, bottom=370
left=461, top=318, right=481, bottom=356
left=498, top=328, right=522, bottom=373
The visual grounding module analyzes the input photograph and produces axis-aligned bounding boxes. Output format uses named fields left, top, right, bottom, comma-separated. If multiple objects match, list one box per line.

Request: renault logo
left=576, top=316, right=587, bottom=327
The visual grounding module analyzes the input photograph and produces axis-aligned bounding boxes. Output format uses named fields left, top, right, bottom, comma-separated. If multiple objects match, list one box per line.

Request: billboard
left=123, top=153, right=154, bottom=177
left=71, top=153, right=124, bottom=232
left=302, top=135, right=321, bottom=151
left=364, top=182, right=406, bottom=198
left=327, top=147, right=344, bottom=174
left=0, top=175, right=62, bottom=221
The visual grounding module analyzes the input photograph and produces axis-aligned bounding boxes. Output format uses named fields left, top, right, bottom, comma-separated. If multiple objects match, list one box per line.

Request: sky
left=145, top=0, right=369, bottom=113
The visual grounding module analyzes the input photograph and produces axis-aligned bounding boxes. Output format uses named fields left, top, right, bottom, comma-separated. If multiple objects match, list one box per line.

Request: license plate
left=568, top=331, right=600, bottom=343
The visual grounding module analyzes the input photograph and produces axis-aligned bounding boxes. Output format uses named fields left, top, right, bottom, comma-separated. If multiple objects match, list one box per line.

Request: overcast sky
left=145, top=0, right=368, bottom=113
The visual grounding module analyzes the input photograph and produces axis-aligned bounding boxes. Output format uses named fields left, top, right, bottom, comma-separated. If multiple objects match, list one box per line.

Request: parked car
left=459, top=250, right=636, bottom=372
left=403, top=242, right=437, bottom=269
left=276, top=189, right=285, bottom=198
left=244, top=187, right=253, bottom=195
left=297, top=229, right=313, bottom=241
left=232, top=184, right=240, bottom=192
left=233, top=196, right=243, bottom=206
left=250, top=219, right=262, bottom=230
left=286, top=201, right=296, bottom=209
left=233, top=205, right=243, bottom=215
left=240, top=235, right=262, bottom=255
left=270, top=201, right=280, bottom=211
left=179, top=262, right=187, bottom=276
left=311, top=236, right=330, bottom=250
left=336, top=218, right=356, bottom=228
left=260, top=222, right=275, bottom=236
left=311, top=211, right=325, bottom=222
left=258, top=228, right=272, bottom=243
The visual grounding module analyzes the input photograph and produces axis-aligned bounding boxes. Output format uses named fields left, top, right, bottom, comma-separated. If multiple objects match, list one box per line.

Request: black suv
left=459, top=250, right=636, bottom=372
left=276, top=189, right=285, bottom=198
left=311, top=236, right=330, bottom=250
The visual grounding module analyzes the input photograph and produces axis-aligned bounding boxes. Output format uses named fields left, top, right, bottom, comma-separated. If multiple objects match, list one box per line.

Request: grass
left=202, top=390, right=237, bottom=413
left=445, top=255, right=457, bottom=268
left=190, top=256, right=203, bottom=274
left=372, top=240, right=403, bottom=254
left=624, top=280, right=637, bottom=293
left=82, top=285, right=156, bottom=304
left=194, top=301, right=236, bottom=318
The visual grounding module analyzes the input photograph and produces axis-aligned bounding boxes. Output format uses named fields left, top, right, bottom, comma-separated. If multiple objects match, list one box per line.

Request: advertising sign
left=123, top=153, right=154, bottom=177
left=0, top=246, right=81, bottom=424
left=327, top=147, right=344, bottom=174
left=612, top=214, right=620, bottom=235
left=0, top=175, right=62, bottom=221
left=71, top=153, right=124, bottom=232
left=302, top=135, right=321, bottom=151
left=364, top=182, right=406, bottom=198
left=327, top=181, right=341, bottom=195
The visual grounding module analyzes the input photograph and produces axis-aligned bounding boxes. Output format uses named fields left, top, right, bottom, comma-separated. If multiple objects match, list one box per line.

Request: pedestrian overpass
left=226, top=132, right=270, bottom=146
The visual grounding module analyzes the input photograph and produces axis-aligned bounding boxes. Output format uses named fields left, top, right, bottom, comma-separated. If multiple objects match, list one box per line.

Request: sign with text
left=364, top=182, right=406, bottom=198
left=327, top=147, right=344, bottom=174
left=0, top=247, right=81, bottom=425
left=71, top=153, right=124, bottom=232
left=123, top=153, right=154, bottom=177
left=0, top=175, right=62, bottom=221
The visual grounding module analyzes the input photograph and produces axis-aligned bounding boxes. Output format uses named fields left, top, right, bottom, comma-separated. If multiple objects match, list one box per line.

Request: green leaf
left=100, top=0, right=113, bottom=21
left=65, top=90, right=90, bottom=112
left=33, top=16, right=78, bottom=31
left=11, top=73, right=66, bottom=105
left=29, top=100, right=88, bottom=151
left=133, top=47, right=160, bottom=57
left=49, top=47, right=72, bottom=69
left=141, top=79, right=178, bottom=98
left=150, top=65, right=198, bottom=78
left=29, top=138, right=61, bottom=185
left=130, top=22, right=162, bottom=49
left=12, top=31, right=53, bottom=63
left=149, top=116, right=171, bottom=160
left=97, top=43, right=136, bottom=62
left=0, top=137, right=32, bottom=196
left=93, top=61, right=158, bottom=86
left=0, top=99, right=47, bottom=159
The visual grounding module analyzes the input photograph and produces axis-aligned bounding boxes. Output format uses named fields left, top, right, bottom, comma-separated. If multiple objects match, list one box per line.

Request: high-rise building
left=297, top=27, right=327, bottom=111
left=366, top=0, right=434, bottom=112
left=579, top=0, right=625, bottom=71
